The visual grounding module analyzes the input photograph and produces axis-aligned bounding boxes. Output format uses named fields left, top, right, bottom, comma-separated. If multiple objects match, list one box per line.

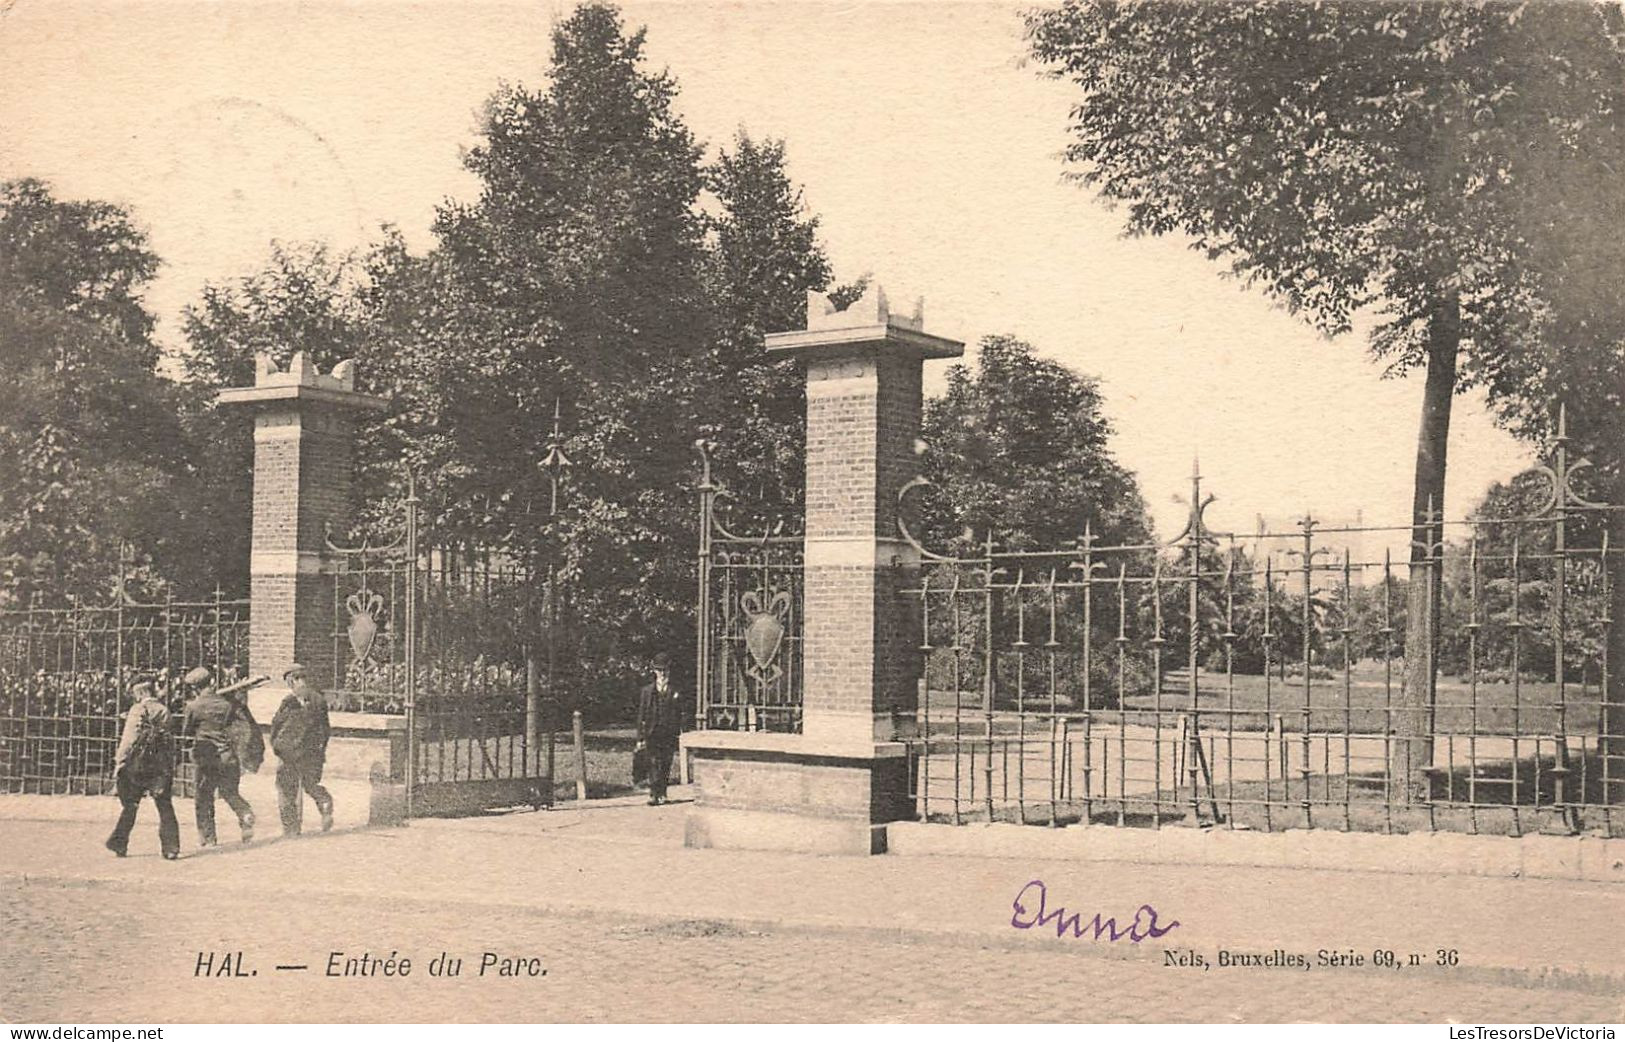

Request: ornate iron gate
left=328, top=487, right=552, bottom=816
left=694, top=443, right=804, bottom=733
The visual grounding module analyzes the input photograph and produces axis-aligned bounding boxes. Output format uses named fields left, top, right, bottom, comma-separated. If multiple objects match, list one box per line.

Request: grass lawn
left=923, top=667, right=1606, bottom=735
left=545, top=727, right=672, bottom=800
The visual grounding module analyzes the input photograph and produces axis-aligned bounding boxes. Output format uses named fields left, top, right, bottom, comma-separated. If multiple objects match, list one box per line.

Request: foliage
left=176, top=242, right=380, bottom=592
left=1024, top=1, right=1625, bottom=775
left=1024, top=1, right=1621, bottom=396
left=911, top=337, right=1176, bottom=700
left=164, top=6, right=854, bottom=718
left=180, top=242, right=371, bottom=390
left=698, top=131, right=836, bottom=517
left=917, top=335, right=1151, bottom=554
left=0, top=179, right=197, bottom=604
left=1435, top=470, right=1611, bottom=683
left=413, top=5, right=789, bottom=705
left=1452, top=7, right=1625, bottom=468
left=707, top=132, right=833, bottom=337
left=0, top=178, right=159, bottom=348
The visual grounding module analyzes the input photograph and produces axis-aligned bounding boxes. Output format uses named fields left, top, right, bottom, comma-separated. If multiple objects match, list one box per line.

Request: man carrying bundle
left=180, top=667, right=268, bottom=847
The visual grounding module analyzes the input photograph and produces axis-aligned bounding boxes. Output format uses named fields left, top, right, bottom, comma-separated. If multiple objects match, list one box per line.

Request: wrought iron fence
left=900, top=414, right=1624, bottom=836
left=0, top=591, right=251, bottom=794
left=695, top=443, right=804, bottom=734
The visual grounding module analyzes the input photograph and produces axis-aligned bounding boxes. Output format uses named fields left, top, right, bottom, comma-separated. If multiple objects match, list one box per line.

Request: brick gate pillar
left=218, top=352, right=386, bottom=710
left=776, top=286, right=963, bottom=744
left=681, top=286, right=962, bottom=854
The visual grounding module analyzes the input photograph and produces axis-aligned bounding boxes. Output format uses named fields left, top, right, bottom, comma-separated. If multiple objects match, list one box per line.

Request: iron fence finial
left=694, top=440, right=715, bottom=491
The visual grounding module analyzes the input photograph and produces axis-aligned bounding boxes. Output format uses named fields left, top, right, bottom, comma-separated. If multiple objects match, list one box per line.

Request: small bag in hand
left=631, top=742, right=649, bottom=788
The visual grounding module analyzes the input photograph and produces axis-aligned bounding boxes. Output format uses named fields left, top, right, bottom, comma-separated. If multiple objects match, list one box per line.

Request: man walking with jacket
left=271, top=663, right=334, bottom=835
left=105, top=674, right=180, bottom=859
left=635, top=652, right=685, bottom=806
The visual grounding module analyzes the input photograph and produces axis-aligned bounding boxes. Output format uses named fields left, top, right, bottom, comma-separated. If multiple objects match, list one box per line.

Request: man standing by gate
left=636, top=652, right=684, bottom=806
left=105, top=674, right=180, bottom=860
left=270, top=663, right=334, bottom=835
left=181, top=666, right=258, bottom=846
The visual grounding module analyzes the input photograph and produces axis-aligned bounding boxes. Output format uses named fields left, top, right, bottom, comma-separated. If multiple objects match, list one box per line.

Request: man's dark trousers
left=193, top=745, right=253, bottom=845
left=106, top=772, right=179, bottom=857
left=647, top=740, right=676, bottom=801
left=276, top=757, right=333, bottom=834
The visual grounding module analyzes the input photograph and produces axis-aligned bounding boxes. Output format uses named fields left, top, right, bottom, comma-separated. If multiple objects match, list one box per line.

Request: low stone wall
left=885, top=819, right=1625, bottom=884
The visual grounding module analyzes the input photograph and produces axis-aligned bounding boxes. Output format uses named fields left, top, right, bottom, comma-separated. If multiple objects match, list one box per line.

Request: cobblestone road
left=4, top=880, right=1620, bottom=1023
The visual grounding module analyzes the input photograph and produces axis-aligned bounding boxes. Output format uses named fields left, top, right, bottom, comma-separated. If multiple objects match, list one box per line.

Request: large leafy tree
left=708, top=132, right=833, bottom=337
left=701, top=131, right=835, bottom=516
left=417, top=5, right=872, bottom=709
left=1468, top=13, right=1625, bottom=765
left=919, top=334, right=1150, bottom=554
left=424, top=2, right=713, bottom=702
left=1024, top=0, right=1625, bottom=795
left=0, top=179, right=193, bottom=604
left=181, top=241, right=370, bottom=390
left=1435, top=471, right=1611, bottom=687
left=0, top=178, right=158, bottom=347
left=913, top=335, right=1153, bottom=705
left=173, top=7, right=850, bottom=719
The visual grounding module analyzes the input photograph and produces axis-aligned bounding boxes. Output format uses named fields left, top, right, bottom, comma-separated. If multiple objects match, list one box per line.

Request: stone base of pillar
left=247, top=687, right=409, bottom=783
left=801, top=710, right=918, bottom=746
left=680, top=732, right=912, bottom=856
left=324, top=717, right=409, bottom=782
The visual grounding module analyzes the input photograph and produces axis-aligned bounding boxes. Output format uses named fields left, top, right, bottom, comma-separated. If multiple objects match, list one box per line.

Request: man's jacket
left=183, top=691, right=249, bottom=765
left=637, top=682, right=685, bottom=746
left=271, top=691, right=331, bottom=763
left=116, top=696, right=175, bottom=785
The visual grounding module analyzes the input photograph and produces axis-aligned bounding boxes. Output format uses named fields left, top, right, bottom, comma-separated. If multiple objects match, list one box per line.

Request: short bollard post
left=572, top=709, right=587, bottom=801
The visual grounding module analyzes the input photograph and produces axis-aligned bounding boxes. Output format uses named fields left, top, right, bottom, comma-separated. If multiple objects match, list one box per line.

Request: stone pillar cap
left=216, top=352, right=387, bottom=411
left=765, top=284, right=963, bottom=360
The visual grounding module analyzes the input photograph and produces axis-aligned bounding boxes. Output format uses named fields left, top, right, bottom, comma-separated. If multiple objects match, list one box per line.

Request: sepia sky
left=0, top=0, right=1538, bottom=550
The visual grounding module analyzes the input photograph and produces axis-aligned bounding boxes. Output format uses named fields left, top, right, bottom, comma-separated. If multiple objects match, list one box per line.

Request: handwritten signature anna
left=1010, top=879, right=1180, bottom=944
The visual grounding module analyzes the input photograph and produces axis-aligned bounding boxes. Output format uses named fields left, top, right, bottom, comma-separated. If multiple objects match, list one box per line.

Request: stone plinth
left=243, top=687, right=387, bottom=772
left=683, top=285, right=962, bottom=854
left=682, top=732, right=910, bottom=854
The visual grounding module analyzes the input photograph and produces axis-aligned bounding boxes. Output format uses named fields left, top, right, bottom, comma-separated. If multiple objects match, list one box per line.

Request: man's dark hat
left=129, top=673, right=156, bottom=695
left=652, top=652, right=672, bottom=671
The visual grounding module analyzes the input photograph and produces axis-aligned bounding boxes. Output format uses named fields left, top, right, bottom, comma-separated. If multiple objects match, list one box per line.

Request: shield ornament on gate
left=345, top=591, right=385, bottom=663
left=739, top=589, right=791, bottom=686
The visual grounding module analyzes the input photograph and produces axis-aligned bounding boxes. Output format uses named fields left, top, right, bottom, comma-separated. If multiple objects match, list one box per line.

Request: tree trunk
left=1394, top=290, right=1460, bottom=803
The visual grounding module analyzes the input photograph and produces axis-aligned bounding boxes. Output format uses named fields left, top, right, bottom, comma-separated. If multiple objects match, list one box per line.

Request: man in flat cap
left=105, top=674, right=180, bottom=859
left=270, top=663, right=334, bottom=835
left=180, top=666, right=256, bottom=846
left=635, top=652, right=685, bottom=806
